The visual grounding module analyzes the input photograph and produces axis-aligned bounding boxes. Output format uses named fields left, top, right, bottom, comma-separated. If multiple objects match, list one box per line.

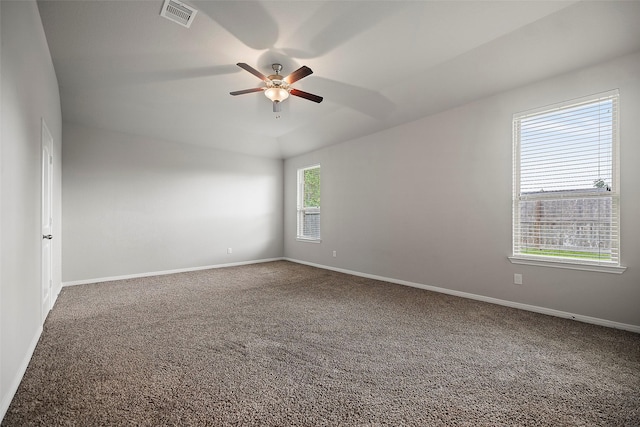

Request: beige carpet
left=3, top=261, right=639, bottom=426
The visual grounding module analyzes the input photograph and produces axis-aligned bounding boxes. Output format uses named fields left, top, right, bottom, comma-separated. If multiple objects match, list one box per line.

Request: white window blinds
left=513, top=90, right=620, bottom=265
left=297, top=165, right=321, bottom=241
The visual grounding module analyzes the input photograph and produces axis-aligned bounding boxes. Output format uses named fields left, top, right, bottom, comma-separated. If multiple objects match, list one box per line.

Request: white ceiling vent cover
left=160, top=0, right=197, bottom=28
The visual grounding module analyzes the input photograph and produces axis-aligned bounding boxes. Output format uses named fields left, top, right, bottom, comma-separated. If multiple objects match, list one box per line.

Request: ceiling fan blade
left=236, top=63, right=268, bottom=81
left=230, top=87, right=264, bottom=96
left=284, top=66, right=313, bottom=84
left=290, top=89, right=323, bottom=103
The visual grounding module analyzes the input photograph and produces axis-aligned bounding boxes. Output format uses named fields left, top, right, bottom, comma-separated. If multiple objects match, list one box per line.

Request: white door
left=41, top=119, right=53, bottom=322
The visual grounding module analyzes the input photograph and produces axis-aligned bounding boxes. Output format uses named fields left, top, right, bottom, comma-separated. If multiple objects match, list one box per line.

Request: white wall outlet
left=332, top=250, right=337, bottom=257
left=227, top=248, right=233, bottom=254
left=514, top=273, right=523, bottom=285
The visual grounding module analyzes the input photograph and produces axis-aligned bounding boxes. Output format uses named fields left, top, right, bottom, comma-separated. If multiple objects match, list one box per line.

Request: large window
left=297, top=164, right=321, bottom=241
left=512, top=90, right=620, bottom=268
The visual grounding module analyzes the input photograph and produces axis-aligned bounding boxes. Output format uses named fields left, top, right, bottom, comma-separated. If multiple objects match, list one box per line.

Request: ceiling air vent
left=160, top=0, right=197, bottom=28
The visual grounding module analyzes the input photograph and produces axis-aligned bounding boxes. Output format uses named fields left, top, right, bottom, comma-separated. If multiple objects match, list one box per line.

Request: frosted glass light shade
left=264, top=87, right=289, bottom=102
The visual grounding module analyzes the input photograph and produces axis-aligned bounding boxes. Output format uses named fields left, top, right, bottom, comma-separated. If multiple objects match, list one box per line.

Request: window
left=297, top=165, right=321, bottom=241
left=512, top=90, right=621, bottom=269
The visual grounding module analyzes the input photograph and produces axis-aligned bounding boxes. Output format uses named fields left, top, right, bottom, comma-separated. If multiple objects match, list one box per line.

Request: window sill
left=296, top=238, right=322, bottom=244
left=508, top=256, right=626, bottom=274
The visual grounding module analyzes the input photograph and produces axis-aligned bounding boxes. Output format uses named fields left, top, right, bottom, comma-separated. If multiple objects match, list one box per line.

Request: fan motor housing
left=268, top=75, right=285, bottom=86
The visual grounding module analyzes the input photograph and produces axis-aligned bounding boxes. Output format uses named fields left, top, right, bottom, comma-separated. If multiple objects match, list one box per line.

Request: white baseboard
left=284, top=258, right=640, bottom=334
left=62, top=258, right=284, bottom=287
left=0, top=325, right=43, bottom=421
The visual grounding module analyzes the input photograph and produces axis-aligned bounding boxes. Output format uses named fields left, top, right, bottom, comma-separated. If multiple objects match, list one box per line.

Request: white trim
left=0, top=325, right=43, bottom=421
left=52, top=281, right=62, bottom=306
left=508, top=256, right=626, bottom=274
left=62, top=258, right=284, bottom=287
left=296, top=238, right=322, bottom=244
left=41, top=118, right=54, bottom=323
left=512, top=90, right=621, bottom=269
left=297, top=164, right=321, bottom=241
left=283, top=258, right=640, bottom=334
left=298, top=163, right=321, bottom=173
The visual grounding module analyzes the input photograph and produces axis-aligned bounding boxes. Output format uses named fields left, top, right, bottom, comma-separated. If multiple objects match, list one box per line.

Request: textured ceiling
left=38, top=0, right=640, bottom=159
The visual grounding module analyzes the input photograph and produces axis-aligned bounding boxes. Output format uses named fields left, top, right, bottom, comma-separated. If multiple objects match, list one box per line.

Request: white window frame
left=510, top=90, right=625, bottom=274
left=296, top=164, right=321, bottom=242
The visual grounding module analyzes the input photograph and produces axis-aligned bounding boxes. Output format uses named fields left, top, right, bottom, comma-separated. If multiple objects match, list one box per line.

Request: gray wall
left=284, top=51, right=640, bottom=328
left=1, top=0, right=62, bottom=417
left=62, top=124, right=283, bottom=283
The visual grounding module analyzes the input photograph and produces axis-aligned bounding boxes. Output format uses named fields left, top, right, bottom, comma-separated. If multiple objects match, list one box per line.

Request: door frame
left=41, top=118, right=54, bottom=323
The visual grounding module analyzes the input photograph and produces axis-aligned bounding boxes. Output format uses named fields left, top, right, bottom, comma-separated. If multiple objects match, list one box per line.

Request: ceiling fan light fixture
left=231, top=63, right=322, bottom=113
left=264, top=87, right=290, bottom=103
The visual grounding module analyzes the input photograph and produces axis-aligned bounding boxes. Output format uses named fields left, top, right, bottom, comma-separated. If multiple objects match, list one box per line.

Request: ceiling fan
left=230, top=63, right=323, bottom=113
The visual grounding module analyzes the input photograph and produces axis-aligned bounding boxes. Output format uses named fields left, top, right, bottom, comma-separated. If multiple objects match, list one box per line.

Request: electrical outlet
left=227, top=248, right=233, bottom=254
left=514, top=273, right=523, bottom=285
left=332, top=250, right=337, bottom=257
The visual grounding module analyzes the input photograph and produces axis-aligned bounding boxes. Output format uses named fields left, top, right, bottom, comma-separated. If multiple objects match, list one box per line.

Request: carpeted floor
left=3, top=261, right=639, bottom=426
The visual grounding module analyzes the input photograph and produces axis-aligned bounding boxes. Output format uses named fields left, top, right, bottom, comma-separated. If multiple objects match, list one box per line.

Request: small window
left=297, top=165, right=321, bottom=241
left=512, top=90, right=620, bottom=267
